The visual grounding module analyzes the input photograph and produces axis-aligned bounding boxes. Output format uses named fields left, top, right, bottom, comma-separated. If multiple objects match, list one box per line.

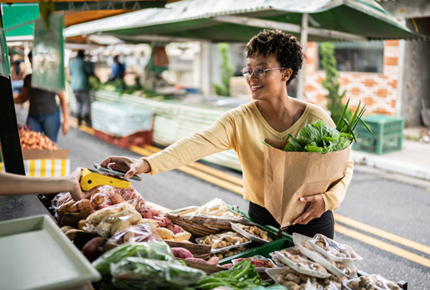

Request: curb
left=351, top=151, right=430, bottom=181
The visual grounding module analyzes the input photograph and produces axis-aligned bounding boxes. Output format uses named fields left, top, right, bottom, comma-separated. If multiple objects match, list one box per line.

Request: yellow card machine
left=80, top=163, right=141, bottom=191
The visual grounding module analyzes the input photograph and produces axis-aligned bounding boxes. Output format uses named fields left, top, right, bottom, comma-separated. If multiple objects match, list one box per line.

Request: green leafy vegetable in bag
left=93, top=241, right=177, bottom=276
left=277, top=98, right=373, bottom=154
left=111, top=257, right=206, bottom=290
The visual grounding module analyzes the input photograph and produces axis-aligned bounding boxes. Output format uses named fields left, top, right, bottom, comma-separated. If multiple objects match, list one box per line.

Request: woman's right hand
left=100, top=156, right=150, bottom=179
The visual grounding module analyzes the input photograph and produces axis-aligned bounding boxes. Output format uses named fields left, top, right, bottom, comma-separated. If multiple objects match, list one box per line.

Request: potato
left=82, top=237, right=106, bottom=261
left=156, top=228, right=174, bottom=240
left=77, top=220, right=87, bottom=231
left=61, top=226, right=75, bottom=234
left=65, top=229, right=83, bottom=240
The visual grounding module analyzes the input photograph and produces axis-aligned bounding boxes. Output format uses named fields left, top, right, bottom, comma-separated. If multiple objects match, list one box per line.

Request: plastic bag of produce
left=51, top=192, right=98, bottom=220
left=111, top=257, right=206, bottom=290
left=293, top=233, right=357, bottom=278
left=309, top=234, right=362, bottom=262
left=343, top=275, right=401, bottom=290
left=93, top=241, right=177, bottom=276
left=107, top=223, right=163, bottom=245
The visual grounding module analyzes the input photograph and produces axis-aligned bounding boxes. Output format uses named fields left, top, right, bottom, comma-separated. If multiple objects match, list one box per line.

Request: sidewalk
left=351, top=134, right=430, bottom=181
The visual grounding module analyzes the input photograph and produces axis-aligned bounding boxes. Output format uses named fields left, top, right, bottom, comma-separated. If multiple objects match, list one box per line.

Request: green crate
left=353, top=115, right=404, bottom=154
left=355, top=115, right=404, bottom=138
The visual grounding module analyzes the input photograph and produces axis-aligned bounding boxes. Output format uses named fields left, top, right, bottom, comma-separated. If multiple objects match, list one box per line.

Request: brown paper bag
left=263, top=138, right=352, bottom=228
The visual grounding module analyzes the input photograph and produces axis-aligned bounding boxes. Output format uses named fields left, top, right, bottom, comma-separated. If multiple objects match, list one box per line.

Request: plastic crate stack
left=353, top=115, right=404, bottom=155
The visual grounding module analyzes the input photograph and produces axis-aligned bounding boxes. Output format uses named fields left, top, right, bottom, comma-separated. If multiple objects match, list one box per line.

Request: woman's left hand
left=292, top=194, right=325, bottom=225
left=62, top=120, right=70, bottom=135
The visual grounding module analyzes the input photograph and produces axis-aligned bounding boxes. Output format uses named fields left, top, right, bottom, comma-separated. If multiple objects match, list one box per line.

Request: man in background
left=69, top=50, right=93, bottom=127
left=109, top=55, right=126, bottom=81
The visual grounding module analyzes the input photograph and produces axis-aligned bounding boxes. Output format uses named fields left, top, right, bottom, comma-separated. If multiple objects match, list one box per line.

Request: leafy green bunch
left=266, top=98, right=374, bottom=154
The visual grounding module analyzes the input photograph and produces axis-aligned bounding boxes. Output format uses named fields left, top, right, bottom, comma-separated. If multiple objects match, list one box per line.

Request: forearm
left=143, top=131, right=230, bottom=175
left=0, top=173, right=74, bottom=195
left=58, top=93, right=69, bottom=122
left=322, top=156, right=354, bottom=211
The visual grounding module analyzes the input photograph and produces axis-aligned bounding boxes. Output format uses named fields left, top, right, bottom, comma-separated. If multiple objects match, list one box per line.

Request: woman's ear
left=283, top=68, right=293, bottom=82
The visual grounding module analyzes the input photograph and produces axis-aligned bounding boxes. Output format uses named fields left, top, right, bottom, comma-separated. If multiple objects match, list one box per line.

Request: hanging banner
left=32, top=13, right=65, bottom=92
left=0, top=27, right=10, bottom=77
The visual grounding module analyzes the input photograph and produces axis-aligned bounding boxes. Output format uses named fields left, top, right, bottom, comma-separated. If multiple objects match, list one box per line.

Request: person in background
left=100, top=29, right=354, bottom=239
left=0, top=168, right=84, bottom=201
left=69, top=50, right=94, bottom=127
left=14, top=50, right=69, bottom=143
left=10, top=53, right=26, bottom=97
left=108, top=55, right=126, bottom=81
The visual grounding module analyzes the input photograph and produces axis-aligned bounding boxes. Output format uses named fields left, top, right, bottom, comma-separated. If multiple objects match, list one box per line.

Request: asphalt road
left=58, top=126, right=430, bottom=289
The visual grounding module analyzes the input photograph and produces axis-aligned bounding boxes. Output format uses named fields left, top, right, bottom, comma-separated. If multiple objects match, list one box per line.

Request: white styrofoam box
left=91, top=101, right=153, bottom=136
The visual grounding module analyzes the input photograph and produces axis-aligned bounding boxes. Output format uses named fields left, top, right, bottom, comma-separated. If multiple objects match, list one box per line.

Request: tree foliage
left=320, top=42, right=351, bottom=124
left=213, top=43, right=234, bottom=97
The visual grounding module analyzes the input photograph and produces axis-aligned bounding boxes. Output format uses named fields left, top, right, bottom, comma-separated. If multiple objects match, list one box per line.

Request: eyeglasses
left=241, top=66, right=286, bottom=80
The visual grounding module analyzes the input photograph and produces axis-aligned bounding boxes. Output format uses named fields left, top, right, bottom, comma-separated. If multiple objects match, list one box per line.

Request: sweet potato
left=77, top=220, right=87, bottom=231
left=76, top=199, right=93, bottom=212
left=171, top=247, right=194, bottom=259
left=90, top=193, right=105, bottom=207
left=166, top=223, right=184, bottom=234
left=156, top=228, right=174, bottom=240
left=65, top=229, right=83, bottom=240
left=83, top=237, right=106, bottom=262
left=173, top=231, right=191, bottom=242
left=61, top=226, right=75, bottom=234
left=57, top=200, right=76, bottom=216
left=111, top=192, right=125, bottom=204
left=185, top=257, right=208, bottom=264
left=207, top=257, right=220, bottom=265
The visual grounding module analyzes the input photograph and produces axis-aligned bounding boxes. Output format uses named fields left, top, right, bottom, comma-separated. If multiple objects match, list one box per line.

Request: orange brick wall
left=304, top=41, right=399, bottom=116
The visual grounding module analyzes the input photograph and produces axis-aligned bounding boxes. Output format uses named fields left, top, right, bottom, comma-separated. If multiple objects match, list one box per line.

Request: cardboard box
left=22, top=149, right=68, bottom=160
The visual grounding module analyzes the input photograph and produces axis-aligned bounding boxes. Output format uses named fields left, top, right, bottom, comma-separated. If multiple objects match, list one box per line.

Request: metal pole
left=0, top=10, right=25, bottom=175
left=296, top=13, right=308, bottom=100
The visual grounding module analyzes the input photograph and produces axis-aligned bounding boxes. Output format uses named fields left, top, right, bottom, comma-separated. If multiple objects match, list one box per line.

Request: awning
left=1, top=0, right=171, bottom=41
left=65, top=0, right=425, bottom=42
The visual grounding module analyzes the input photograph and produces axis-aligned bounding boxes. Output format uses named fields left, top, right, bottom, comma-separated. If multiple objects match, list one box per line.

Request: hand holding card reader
left=80, top=163, right=142, bottom=191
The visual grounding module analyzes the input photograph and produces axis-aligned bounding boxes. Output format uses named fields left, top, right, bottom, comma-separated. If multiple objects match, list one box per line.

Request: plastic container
left=273, top=247, right=331, bottom=278
left=309, top=234, right=363, bottom=262
left=0, top=215, right=101, bottom=290
left=195, top=232, right=252, bottom=254
left=231, top=255, right=276, bottom=273
left=231, top=222, right=272, bottom=244
left=293, top=233, right=357, bottom=278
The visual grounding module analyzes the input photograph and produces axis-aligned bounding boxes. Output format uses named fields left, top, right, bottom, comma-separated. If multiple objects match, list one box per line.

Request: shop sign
left=32, top=13, right=65, bottom=92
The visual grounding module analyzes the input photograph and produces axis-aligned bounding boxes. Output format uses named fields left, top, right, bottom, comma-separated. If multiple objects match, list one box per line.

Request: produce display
left=47, top=190, right=404, bottom=290
left=18, top=125, right=59, bottom=149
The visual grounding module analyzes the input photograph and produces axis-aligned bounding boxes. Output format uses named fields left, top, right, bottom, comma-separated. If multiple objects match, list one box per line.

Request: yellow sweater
left=143, top=101, right=354, bottom=211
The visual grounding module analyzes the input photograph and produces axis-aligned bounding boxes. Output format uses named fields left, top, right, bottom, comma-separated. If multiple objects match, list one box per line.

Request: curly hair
left=246, top=29, right=303, bottom=85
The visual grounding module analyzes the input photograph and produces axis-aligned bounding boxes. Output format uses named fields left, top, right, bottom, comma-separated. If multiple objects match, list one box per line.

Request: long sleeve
left=322, top=156, right=354, bottom=211
left=143, top=114, right=234, bottom=175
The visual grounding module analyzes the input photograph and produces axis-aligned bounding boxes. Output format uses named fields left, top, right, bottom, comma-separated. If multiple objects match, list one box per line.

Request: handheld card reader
left=80, top=163, right=142, bottom=191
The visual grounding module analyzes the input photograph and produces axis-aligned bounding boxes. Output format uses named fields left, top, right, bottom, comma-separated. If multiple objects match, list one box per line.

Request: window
left=318, top=41, right=384, bottom=73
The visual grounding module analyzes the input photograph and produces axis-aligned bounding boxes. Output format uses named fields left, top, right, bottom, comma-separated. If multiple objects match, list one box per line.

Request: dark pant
left=248, top=201, right=334, bottom=239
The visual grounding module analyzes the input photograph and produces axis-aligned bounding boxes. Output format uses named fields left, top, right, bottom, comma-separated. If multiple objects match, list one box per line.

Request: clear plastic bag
left=273, top=247, right=331, bottom=278
left=293, top=233, right=358, bottom=278
left=309, top=234, right=362, bottom=262
left=51, top=192, right=96, bottom=220
left=343, top=275, right=401, bottom=290
left=179, top=198, right=241, bottom=218
left=107, top=222, right=163, bottom=245
left=196, top=231, right=251, bottom=253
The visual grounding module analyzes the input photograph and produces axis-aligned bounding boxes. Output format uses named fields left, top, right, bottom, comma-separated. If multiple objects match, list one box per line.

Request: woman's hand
left=62, top=120, right=70, bottom=135
left=67, top=167, right=85, bottom=201
left=292, top=194, right=326, bottom=225
left=100, top=156, right=150, bottom=179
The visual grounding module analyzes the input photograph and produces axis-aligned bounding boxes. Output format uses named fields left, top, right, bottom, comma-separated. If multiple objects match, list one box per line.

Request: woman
left=0, top=168, right=84, bottom=201
left=100, top=30, right=354, bottom=238
left=14, top=50, right=70, bottom=143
